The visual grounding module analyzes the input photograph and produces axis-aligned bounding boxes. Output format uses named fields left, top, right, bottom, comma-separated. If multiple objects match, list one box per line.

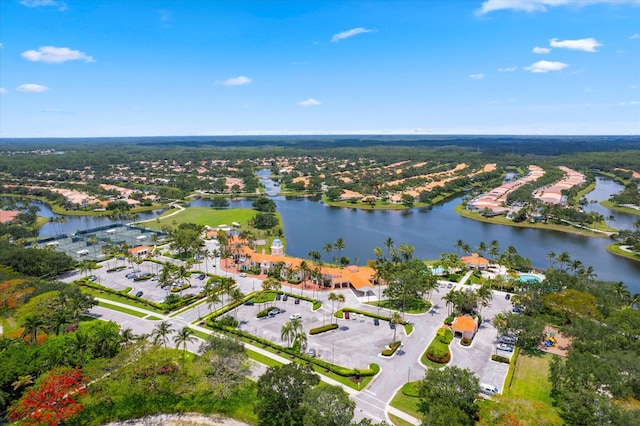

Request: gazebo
left=461, top=253, right=490, bottom=270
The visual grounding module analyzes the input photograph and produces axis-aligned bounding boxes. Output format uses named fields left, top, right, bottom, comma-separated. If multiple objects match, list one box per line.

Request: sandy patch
left=104, top=413, right=251, bottom=426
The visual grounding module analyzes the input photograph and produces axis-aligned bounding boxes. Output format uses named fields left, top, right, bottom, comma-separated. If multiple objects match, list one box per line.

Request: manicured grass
left=454, top=204, right=610, bottom=238
left=247, top=349, right=284, bottom=368
left=601, top=200, right=640, bottom=216
left=366, top=298, right=432, bottom=314
left=145, top=315, right=162, bottom=320
left=607, top=243, right=640, bottom=262
left=389, top=387, right=421, bottom=419
left=149, top=207, right=258, bottom=229
left=506, top=353, right=556, bottom=406
left=96, top=301, right=147, bottom=318
left=389, top=413, right=416, bottom=426
left=81, top=287, right=166, bottom=314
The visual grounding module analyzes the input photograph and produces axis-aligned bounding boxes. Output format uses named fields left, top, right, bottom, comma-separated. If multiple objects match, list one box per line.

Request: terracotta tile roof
left=461, top=253, right=489, bottom=266
left=129, top=245, right=151, bottom=254
left=452, top=316, right=477, bottom=333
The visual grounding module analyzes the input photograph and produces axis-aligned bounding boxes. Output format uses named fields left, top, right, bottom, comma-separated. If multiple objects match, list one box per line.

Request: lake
left=34, top=173, right=640, bottom=291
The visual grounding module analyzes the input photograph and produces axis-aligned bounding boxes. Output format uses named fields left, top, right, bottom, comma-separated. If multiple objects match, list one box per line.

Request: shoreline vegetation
left=453, top=203, right=613, bottom=239
left=606, top=243, right=640, bottom=262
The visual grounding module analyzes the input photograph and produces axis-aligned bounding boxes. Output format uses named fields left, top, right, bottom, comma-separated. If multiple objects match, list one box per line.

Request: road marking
left=365, top=390, right=376, bottom=396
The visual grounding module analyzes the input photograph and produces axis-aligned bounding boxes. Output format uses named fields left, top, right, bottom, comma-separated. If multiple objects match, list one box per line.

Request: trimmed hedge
left=491, top=354, right=510, bottom=364
left=309, top=323, right=338, bottom=335
left=335, top=308, right=410, bottom=327
left=208, top=321, right=378, bottom=379
left=382, top=340, right=401, bottom=357
left=444, top=315, right=455, bottom=326
left=425, top=326, right=453, bottom=364
left=133, top=275, right=153, bottom=282
left=256, top=308, right=272, bottom=318
left=106, top=266, right=127, bottom=273
left=401, top=381, right=420, bottom=398
left=170, top=284, right=191, bottom=293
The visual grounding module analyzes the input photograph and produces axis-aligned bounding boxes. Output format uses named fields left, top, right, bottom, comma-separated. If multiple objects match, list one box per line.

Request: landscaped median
left=334, top=307, right=413, bottom=335
left=206, top=320, right=379, bottom=390
left=422, top=326, right=453, bottom=366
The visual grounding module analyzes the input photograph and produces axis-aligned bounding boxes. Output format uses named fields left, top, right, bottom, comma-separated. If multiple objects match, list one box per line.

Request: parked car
left=135, top=291, right=143, bottom=297
left=282, top=294, right=288, bottom=301
left=505, top=293, right=511, bottom=300
left=290, top=313, right=301, bottom=320
left=344, top=311, right=350, bottom=320
left=497, top=343, right=514, bottom=352
left=512, top=307, right=523, bottom=314
left=447, top=283, right=453, bottom=289
left=270, top=308, right=283, bottom=315
left=239, top=272, right=247, bottom=278
left=88, top=275, right=97, bottom=281
left=373, top=318, right=380, bottom=326
left=197, top=273, right=206, bottom=280
left=389, top=322, right=396, bottom=329
left=308, top=348, right=316, bottom=357
left=480, top=383, right=500, bottom=395
left=244, top=300, right=254, bottom=306
left=294, top=298, right=300, bottom=305
left=276, top=294, right=281, bottom=301
left=126, top=273, right=138, bottom=279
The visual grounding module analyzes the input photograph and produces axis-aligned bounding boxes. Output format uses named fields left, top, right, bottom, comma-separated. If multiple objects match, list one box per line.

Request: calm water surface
left=33, top=173, right=640, bottom=291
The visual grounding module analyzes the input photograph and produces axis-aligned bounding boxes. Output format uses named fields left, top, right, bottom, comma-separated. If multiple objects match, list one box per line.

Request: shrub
left=133, top=275, right=152, bottom=282
left=444, top=315, right=455, bottom=326
left=436, top=327, right=453, bottom=344
left=449, top=273, right=461, bottom=282
left=256, top=308, right=272, bottom=318
left=309, top=323, right=338, bottom=335
left=381, top=341, right=401, bottom=357
left=491, top=354, right=510, bottom=364
left=106, top=266, right=126, bottom=273
left=401, top=381, right=420, bottom=397
left=218, top=315, right=238, bottom=328
left=461, top=337, right=472, bottom=346
left=170, top=284, right=191, bottom=293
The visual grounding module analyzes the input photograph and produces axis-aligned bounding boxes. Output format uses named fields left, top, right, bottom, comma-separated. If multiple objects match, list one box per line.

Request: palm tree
left=205, top=283, right=222, bottom=314
left=546, top=251, right=557, bottom=268
left=152, top=321, right=175, bottom=348
left=294, top=330, right=308, bottom=353
left=628, top=293, right=640, bottom=309
left=280, top=321, right=295, bottom=348
left=120, top=327, right=136, bottom=349
left=476, top=284, right=493, bottom=314
left=93, top=322, right=121, bottom=357
left=173, top=327, right=196, bottom=360
left=556, top=252, right=571, bottom=272
left=335, top=293, right=346, bottom=313
left=328, top=292, right=338, bottom=324
left=334, top=237, right=346, bottom=265
left=568, top=259, right=583, bottom=275
left=323, top=242, right=334, bottom=263
left=20, top=316, right=47, bottom=344
left=454, top=239, right=466, bottom=255
left=384, top=237, right=395, bottom=259
left=390, top=312, right=402, bottom=343
left=489, top=240, right=500, bottom=261
left=476, top=241, right=488, bottom=257
left=48, top=310, right=71, bottom=336
left=230, top=287, right=245, bottom=320
left=398, top=243, right=415, bottom=262
left=158, top=265, right=174, bottom=295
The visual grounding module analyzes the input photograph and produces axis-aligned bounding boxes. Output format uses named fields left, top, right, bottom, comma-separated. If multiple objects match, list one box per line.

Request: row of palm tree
left=546, top=251, right=597, bottom=279
left=280, top=317, right=306, bottom=350
left=151, top=321, right=197, bottom=359
left=442, top=283, right=494, bottom=316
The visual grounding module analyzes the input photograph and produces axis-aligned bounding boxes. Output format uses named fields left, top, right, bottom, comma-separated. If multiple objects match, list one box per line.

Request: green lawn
left=607, top=243, right=640, bottom=262
left=389, top=383, right=421, bottom=419
left=81, top=287, right=166, bottom=314
left=366, top=298, right=432, bottom=314
left=506, top=353, right=556, bottom=406
left=601, top=200, right=640, bottom=216
left=96, top=301, right=147, bottom=318
left=389, top=413, right=416, bottom=426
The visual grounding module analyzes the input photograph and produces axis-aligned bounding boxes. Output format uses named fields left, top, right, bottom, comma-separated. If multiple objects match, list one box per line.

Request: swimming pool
left=430, top=266, right=445, bottom=275
left=518, top=274, right=542, bottom=283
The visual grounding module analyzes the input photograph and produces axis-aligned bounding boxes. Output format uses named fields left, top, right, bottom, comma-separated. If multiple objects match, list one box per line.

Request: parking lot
left=235, top=297, right=403, bottom=370
left=61, top=260, right=209, bottom=304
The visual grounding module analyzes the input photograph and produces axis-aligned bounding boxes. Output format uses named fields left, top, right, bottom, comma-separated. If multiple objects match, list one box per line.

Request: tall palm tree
left=334, top=237, right=346, bottom=265
left=205, top=283, right=222, bottom=314
left=158, top=265, right=174, bottom=295
left=48, top=310, right=71, bottom=336
left=323, top=242, right=334, bottom=263
left=476, top=241, right=488, bottom=257
left=546, top=251, right=557, bottom=268
left=294, top=330, right=308, bottom=353
left=152, top=321, right=175, bottom=348
left=398, top=243, right=415, bottom=262
left=384, top=237, right=395, bottom=259
left=173, top=327, right=196, bottom=360
left=454, top=239, right=466, bottom=255
left=390, top=312, right=402, bottom=343
left=489, top=240, right=500, bottom=262
left=230, top=287, right=245, bottom=320
left=93, top=322, right=121, bottom=357
left=476, top=284, right=493, bottom=314
left=328, top=292, right=338, bottom=324
left=119, top=327, right=136, bottom=349
left=280, top=321, right=295, bottom=348
left=628, top=293, right=640, bottom=309
left=556, top=252, right=571, bottom=272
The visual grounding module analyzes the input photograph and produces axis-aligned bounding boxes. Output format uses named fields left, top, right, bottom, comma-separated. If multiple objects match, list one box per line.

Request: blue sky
left=1, top=0, right=639, bottom=137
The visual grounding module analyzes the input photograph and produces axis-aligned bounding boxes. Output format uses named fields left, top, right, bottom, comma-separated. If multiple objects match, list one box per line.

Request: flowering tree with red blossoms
left=8, top=366, right=89, bottom=425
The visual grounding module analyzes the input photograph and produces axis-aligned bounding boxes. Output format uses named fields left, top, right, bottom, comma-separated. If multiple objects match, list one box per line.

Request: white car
left=239, top=272, right=247, bottom=277
left=290, top=313, right=302, bottom=320
left=497, top=343, right=514, bottom=352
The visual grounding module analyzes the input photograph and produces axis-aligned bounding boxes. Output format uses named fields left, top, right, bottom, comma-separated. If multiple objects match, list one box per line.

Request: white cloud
left=220, top=76, right=252, bottom=86
left=477, top=0, right=640, bottom=15
left=549, top=37, right=602, bottom=52
left=469, top=73, right=485, bottom=80
left=331, top=27, right=374, bottom=42
left=17, top=83, right=49, bottom=93
left=631, top=33, right=640, bottom=39
left=618, top=101, right=640, bottom=106
left=0, top=88, right=7, bottom=94
left=22, top=46, right=94, bottom=63
left=20, top=0, right=67, bottom=11
left=533, top=46, right=551, bottom=54
left=298, top=98, right=321, bottom=107
left=524, top=60, right=569, bottom=73
left=498, top=66, right=517, bottom=72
